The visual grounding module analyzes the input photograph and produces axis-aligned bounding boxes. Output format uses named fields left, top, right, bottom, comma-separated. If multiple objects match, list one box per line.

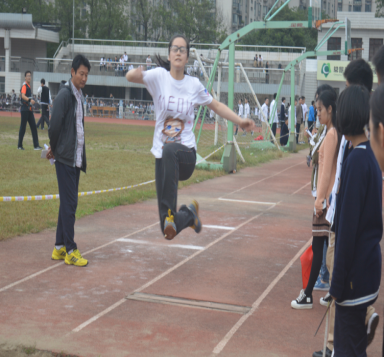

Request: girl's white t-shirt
left=143, top=67, right=213, bottom=158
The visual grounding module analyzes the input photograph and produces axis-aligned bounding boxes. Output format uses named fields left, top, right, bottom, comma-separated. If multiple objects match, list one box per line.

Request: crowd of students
left=289, top=45, right=384, bottom=357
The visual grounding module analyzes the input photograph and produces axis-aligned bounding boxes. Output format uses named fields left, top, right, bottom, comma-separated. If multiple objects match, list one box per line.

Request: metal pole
left=72, top=0, right=75, bottom=59
left=214, top=64, right=222, bottom=146
left=289, top=67, right=296, bottom=151
left=227, top=42, right=235, bottom=142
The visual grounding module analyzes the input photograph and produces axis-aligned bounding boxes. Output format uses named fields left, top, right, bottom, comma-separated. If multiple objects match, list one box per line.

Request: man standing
left=270, top=93, right=278, bottom=139
left=18, top=71, right=42, bottom=150
left=280, top=97, right=289, bottom=146
left=146, top=55, right=152, bottom=70
left=47, top=54, right=91, bottom=267
left=261, top=97, right=269, bottom=136
left=295, top=97, right=303, bottom=144
left=235, top=99, right=243, bottom=136
left=244, top=98, right=252, bottom=136
left=36, top=78, right=51, bottom=130
left=301, top=96, right=308, bottom=143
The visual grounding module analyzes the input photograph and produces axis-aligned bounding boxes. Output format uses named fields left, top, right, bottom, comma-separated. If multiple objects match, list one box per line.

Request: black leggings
left=304, top=235, right=328, bottom=297
left=155, top=143, right=196, bottom=235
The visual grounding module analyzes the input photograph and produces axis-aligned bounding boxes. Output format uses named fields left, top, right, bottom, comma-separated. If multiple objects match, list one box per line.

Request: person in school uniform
left=260, top=97, right=269, bottom=137
left=235, top=99, right=244, bottom=136
left=243, top=98, right=252, bottom=136
left=331, top=85, right=382, bottom=357
left=270, top=93, right=278, bottom=139
left=36, top=78, right=51, bottom=130
left=279, top=97, right=288, bottom=146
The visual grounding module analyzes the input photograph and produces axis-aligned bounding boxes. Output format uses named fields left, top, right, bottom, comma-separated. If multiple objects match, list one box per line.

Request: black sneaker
left=34, top=146, right=43, bottom=150
left=312, top=347, right=332, bottom=357
left=18, top=147, right=24, bottom=150
left=367, top=313, right=379, bottom=346
left=320, top=292, right=332, bottom=307
left=291, top=289, right=313, bottom=309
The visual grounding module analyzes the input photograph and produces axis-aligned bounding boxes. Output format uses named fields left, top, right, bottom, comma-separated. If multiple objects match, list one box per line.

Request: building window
left=365, top=1, right=371, bottom=11
left=349, top=4, right=352, bottom=10
left=328, top=2, right=330, bottom=12
left=351, top=38, right=363, bottom=60
left=0, top=77, right=4, bottom=93
left=338, top=2, right=342, bottom=10
left=353, top=4, right=361, bottom=11
left=369, top=38, right=384, bottom=61
left=327, top=37, right=341, bottom=60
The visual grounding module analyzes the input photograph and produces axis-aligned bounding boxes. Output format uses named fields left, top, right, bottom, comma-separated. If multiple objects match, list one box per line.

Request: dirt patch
left=0, top=343, right=74, bottom=357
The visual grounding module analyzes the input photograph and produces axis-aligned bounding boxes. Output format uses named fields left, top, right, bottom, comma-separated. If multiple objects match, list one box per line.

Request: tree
left=239, top=6, right=318, bottom=52
left=55, top=0, right=85, bottom=41
left=0, top=0, right=55, bottom=24
left=376, top=0, right=384, bottom=16
left=161, top=0, right=227, bottom=43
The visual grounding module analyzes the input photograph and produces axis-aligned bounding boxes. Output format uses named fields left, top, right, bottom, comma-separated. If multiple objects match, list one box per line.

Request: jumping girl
left=126, top=34, right=255, bottom=240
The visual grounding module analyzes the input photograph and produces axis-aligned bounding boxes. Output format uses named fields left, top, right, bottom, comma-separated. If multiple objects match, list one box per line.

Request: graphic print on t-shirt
left=162, top=117, right=184, bottom=144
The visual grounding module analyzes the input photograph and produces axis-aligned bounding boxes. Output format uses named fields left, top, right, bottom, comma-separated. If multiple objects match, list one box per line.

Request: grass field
left=0, top=116, right=307, bottom=241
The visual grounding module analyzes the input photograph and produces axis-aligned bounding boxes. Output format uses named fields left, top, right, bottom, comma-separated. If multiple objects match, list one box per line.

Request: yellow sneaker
left=51, top=246, right=67, bottom=260
left=65, top=249, right=88, bottom=267
left=164, top=209, right=177, bottom=240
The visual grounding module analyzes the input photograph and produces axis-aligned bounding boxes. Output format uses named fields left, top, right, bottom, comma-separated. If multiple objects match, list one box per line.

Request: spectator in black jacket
left=331, top=85, right=383, bottom=356
left=47, top=55, right=91, bottom=268
left=280, top=97, right=288, bottom=146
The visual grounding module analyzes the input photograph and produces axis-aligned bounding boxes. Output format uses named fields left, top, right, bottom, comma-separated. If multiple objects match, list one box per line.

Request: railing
left=10, top=57, right=35, bottom=74
left=60, top=38, right=306, bottom=54
left=33, top=58, right=300, bottom=86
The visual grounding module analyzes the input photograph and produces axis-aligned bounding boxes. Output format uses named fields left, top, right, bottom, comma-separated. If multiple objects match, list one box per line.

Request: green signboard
left=317, top=60, right=378, bottom=83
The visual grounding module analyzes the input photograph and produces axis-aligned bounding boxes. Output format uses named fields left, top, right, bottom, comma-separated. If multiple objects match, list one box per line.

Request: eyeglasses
left=364, top=124, right=370, bottom=140
left=170, top=45, right=187, bottom=54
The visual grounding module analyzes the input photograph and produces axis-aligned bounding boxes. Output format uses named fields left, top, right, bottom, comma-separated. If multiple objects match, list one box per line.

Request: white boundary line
left=218, top=198, right=276, bottom=205
left=71, top=206, right=276, bottom=333
left=116, top=238, right=205, bottom=251
left=203, top=225, right=236, bottom=231
left=291, top=181, right=311, bottom=196
left=212, top=236, right=312, bottom=355
left=0, top=222, right=159, bottom=294
left=222, top=160, right=305, bottom=198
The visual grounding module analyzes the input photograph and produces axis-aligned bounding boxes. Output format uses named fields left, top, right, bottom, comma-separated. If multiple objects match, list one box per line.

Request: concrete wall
left=4, top=72, right=23, bottom=94
left=11, top=39, right=46, bottom=59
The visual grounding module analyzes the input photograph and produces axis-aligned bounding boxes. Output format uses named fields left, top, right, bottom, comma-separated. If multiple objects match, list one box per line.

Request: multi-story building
left=216, top=0, right=379, bottom=36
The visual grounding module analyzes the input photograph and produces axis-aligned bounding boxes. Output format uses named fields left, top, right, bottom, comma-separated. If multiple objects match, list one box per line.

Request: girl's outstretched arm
left=208, top=98, right=256, bottom=131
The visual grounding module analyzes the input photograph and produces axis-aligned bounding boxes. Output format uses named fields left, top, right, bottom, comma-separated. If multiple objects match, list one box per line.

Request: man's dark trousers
left=36, top=105, right=50, bottom=129
left=55, top=161, right=80, bottom=253
left=271, top=123, right=277, bottom=138
left=334, top=304, right=367, bottom=357
left=18, top=111, right=39, bottom=148
left=296, top=123, right=301, bottom=144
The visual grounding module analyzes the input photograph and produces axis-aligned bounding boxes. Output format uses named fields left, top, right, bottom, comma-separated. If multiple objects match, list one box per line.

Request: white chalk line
left=116, top=238, right=204, bottom=251
left=0, top=221, right=159, bottom=294
left=204, top=225, right=236, bottom=231
left=212, top=236, right=312, bottom=355
left=222, top=160, right=305, bottom=198
left=291, top=181, right=311, bottom=196
left=71, top=205, right=276, bottom=333
left=218, top=198, right=276, bottom=205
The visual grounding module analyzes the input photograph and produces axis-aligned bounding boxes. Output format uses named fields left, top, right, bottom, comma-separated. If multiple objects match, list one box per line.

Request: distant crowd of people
left=99, top=53, right=154, bottom=76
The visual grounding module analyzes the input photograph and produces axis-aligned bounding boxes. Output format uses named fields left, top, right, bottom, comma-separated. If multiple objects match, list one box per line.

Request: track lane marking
left=218, top=198, right=276, bottom=205
left=71, top=205, right=276, bottom=333
left=0, top=222, right=159, bottom=293
left=212, top=236, right=312, bottom=355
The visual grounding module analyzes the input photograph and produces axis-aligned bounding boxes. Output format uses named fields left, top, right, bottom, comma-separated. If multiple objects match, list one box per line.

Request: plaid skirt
left=312, top=207, right=330, bottom=237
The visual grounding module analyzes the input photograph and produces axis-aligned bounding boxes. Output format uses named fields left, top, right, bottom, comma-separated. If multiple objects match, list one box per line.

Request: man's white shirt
left=261, top=103, right=268, bottom=122
left=238, top=103, right=244, bottom=117
left=244, top=103, right=250, bottom=118
left=270, top=100, right=278, bottom=123
left=123, top=54, right=128, bottom=62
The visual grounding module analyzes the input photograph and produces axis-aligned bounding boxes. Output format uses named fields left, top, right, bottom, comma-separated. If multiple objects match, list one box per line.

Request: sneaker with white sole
left=291, top=289, right=313, bottom=309
left=320, top=292, right=332, bottom=307
left=367, top=313, right=379, bottom=346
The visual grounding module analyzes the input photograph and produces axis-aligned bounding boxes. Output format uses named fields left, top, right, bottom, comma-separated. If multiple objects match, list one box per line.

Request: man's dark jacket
left=48, top=79, right=87, bottom=172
